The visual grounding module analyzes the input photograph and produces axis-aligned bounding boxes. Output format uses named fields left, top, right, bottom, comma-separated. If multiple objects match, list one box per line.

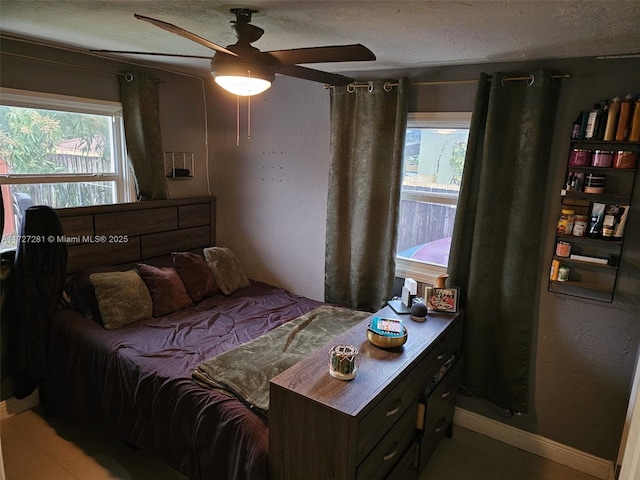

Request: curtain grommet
left=347, top=83, right=356, bottom=93
left=383, top=82, right=393, bottom=92
left=501, top=74, right=536, bottom=86
left=124, top=72, right=135, bottom=83
left=367, top=83, right=374, bottom=93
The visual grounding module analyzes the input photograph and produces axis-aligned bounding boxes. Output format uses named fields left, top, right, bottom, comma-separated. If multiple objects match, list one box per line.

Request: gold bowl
left=366, top=325, right=408, bottom=349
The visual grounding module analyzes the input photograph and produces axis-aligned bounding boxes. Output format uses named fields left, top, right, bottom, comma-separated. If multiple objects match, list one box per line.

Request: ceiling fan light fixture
left=212, top=59, right=275, bottom=96
left=214, top=75, right=272, bottom=96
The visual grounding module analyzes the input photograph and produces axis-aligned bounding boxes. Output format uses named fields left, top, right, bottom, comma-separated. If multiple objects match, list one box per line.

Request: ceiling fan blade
left=91, top=50, right=213, bottom=60
left=260, top=44, right=375, bottom=66
left=134, top=13, right=237, bottom=57
left=274, top=65, right=354, bottom=86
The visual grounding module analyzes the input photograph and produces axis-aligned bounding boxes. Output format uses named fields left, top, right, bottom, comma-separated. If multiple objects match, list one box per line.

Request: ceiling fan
left=95, top=8, right=376, bottom=96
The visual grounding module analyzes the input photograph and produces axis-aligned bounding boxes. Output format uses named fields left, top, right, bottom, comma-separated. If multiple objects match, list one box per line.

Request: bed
left=40, top=197, right=333, bottom=479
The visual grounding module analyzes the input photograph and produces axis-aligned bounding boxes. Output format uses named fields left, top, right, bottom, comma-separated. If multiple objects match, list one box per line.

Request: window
left=396, top=112, right=471, bottom=285
left=0, top=88, right=133, bottom=250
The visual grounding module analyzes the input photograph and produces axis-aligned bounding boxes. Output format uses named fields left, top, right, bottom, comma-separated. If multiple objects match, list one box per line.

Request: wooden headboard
left=55, top=196, right=216, bottom=274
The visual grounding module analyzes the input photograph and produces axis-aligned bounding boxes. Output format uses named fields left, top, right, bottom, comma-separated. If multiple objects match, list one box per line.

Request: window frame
left=395, top=111, right=472, bottom=286
left=0, top=87, right=134, bottom=202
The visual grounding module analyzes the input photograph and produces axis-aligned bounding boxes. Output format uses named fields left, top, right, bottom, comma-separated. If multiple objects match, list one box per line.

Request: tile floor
left=1, top=407, right=601, bottom=480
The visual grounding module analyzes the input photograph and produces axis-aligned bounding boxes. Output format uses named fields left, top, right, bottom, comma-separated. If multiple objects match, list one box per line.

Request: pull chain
left=236, top=95, right=240, bottom=146
left=247, top=94, right=251, bottom=143
left=235, top=96, right=253, bottom=147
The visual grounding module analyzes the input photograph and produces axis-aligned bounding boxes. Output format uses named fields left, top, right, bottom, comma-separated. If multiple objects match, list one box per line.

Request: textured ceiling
left=1, top=1, right=640, bottom=78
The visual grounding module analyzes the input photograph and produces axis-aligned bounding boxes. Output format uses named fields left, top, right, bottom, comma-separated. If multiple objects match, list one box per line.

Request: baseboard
left=454, top=407, right=613, bottom=480
left=0, top=390, right=39, bottom=421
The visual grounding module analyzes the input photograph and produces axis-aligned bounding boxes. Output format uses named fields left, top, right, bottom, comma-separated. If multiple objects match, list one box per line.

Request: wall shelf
left=164, top=151, right=194, bottom=180
left=556, top=234, right=623, bottom=246
left=562, top=191, right=633, bottom=203
left=549, top=279, right=614, bottom=293
left=548, top=136, right=638, bottom=303
left=552, top=256, right=617, bottom=270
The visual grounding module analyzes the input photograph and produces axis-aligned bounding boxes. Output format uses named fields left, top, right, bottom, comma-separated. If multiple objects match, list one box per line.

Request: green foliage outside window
left=0, top=106, right=110, bottom=174
left=0, top=108, right=64, bottom=173
left=449, top=142, right=466, bottom=185
left=0, top=105, right=116, bottom=210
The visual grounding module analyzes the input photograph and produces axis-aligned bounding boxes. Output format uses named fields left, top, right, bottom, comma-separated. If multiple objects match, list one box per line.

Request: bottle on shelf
left=612, top=206, right=630, bottom=240
left=549, top=259, right=560, bottom=281
left=629, top=93, right=640, bottom=142
left=602, top=205, right=620, bottom=240
left=604, top=96, right=621, bottom=141
left=557, top=208, right=575, bottom=235
left=564, top=170, right=585, bottom=192
left=571, top=113, right=582, bottom=140
left=587, top=203, right=605, bottom=238
left=616, top=94, right=634, bottom=141
left=557, top=266, right=570, bottom=282
left=595, top=100, right=608, bottom=140
left=579, top=110, right=589, bottom=139
left=585, top=103, right=601, bottom=140
left=574, top=171, right=584, bottom=191
left=572, top=215, right=588, bottom=237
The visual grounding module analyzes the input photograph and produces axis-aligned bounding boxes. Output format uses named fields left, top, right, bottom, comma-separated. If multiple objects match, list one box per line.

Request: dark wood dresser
left=269, top=306, right=463, bottom=479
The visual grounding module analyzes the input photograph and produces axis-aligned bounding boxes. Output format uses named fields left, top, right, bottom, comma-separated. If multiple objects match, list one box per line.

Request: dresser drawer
left=386, top=440, right=418, bottom=480
left=417, top=357, right=462, bottom=470
left=421, top=319, right=462, bottom=396
left=357, top=368, right=421, bottom=462
left=419, top=411, right=454, bottom=468
left=422, top=356, right=462, bottom=431
left=357, top=318, right=462, bottom=462
left=357, top=400, right=419, bottom=480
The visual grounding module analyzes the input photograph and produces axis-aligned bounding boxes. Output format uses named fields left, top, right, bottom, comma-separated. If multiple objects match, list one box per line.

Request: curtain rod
left=2, top=50, right=169, bottom=82
left=2, top=35, right=201, bottom=79
left=331, top=73, right=571, bottom=91
left=412, top=73, right=571, bottom=87
left=2, top=51, right=132, bottom=78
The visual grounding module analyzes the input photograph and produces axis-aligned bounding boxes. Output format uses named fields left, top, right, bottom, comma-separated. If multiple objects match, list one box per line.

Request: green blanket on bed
left=192, top=305, right=370, bottom=416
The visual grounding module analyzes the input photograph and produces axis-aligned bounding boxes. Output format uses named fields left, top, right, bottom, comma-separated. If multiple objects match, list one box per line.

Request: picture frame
left=425, top=286, right=459, bottom=313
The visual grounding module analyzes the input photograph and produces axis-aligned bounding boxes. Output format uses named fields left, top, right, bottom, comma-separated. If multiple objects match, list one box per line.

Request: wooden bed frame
left=48, top=195, right=304, bottom=479
left=54, top=196, right=216, bottom=274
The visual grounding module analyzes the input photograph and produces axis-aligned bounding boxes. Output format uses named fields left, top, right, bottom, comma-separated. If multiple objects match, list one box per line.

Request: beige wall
left=207, top=77, right=330, bottom=300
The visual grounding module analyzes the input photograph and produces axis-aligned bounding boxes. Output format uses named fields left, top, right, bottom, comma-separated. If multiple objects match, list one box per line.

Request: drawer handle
left=437, top=353, right=446, bottom=360
left=383, top=443, right=398, bottom=462
left=441, top=390, right=451, bottom=399
left=434, top=418, right=448, bottom=433
left=386, top=399, right=401, bottom=417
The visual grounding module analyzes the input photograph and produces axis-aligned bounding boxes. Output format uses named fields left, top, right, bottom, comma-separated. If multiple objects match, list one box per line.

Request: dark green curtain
left=325, top=79, right=409, bottom=312
left=119, top=71, right=168, bottom=200
left=448, top=71, right=561, bottom=413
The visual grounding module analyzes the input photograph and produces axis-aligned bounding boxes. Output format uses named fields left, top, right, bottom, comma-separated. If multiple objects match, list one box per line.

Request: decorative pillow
left=172, top=252, right=219, bottom=302
left=203, top=247, right=250, bottom=295
left=65, top=265, right=124, bottom=324
left=136, top=263, right=193, bottom=316
left=90, top=270, right=153, bottom=329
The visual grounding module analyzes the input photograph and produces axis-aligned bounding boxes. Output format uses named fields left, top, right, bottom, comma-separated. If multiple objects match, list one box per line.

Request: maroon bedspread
left=42, top=281, right=323, bottom=480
